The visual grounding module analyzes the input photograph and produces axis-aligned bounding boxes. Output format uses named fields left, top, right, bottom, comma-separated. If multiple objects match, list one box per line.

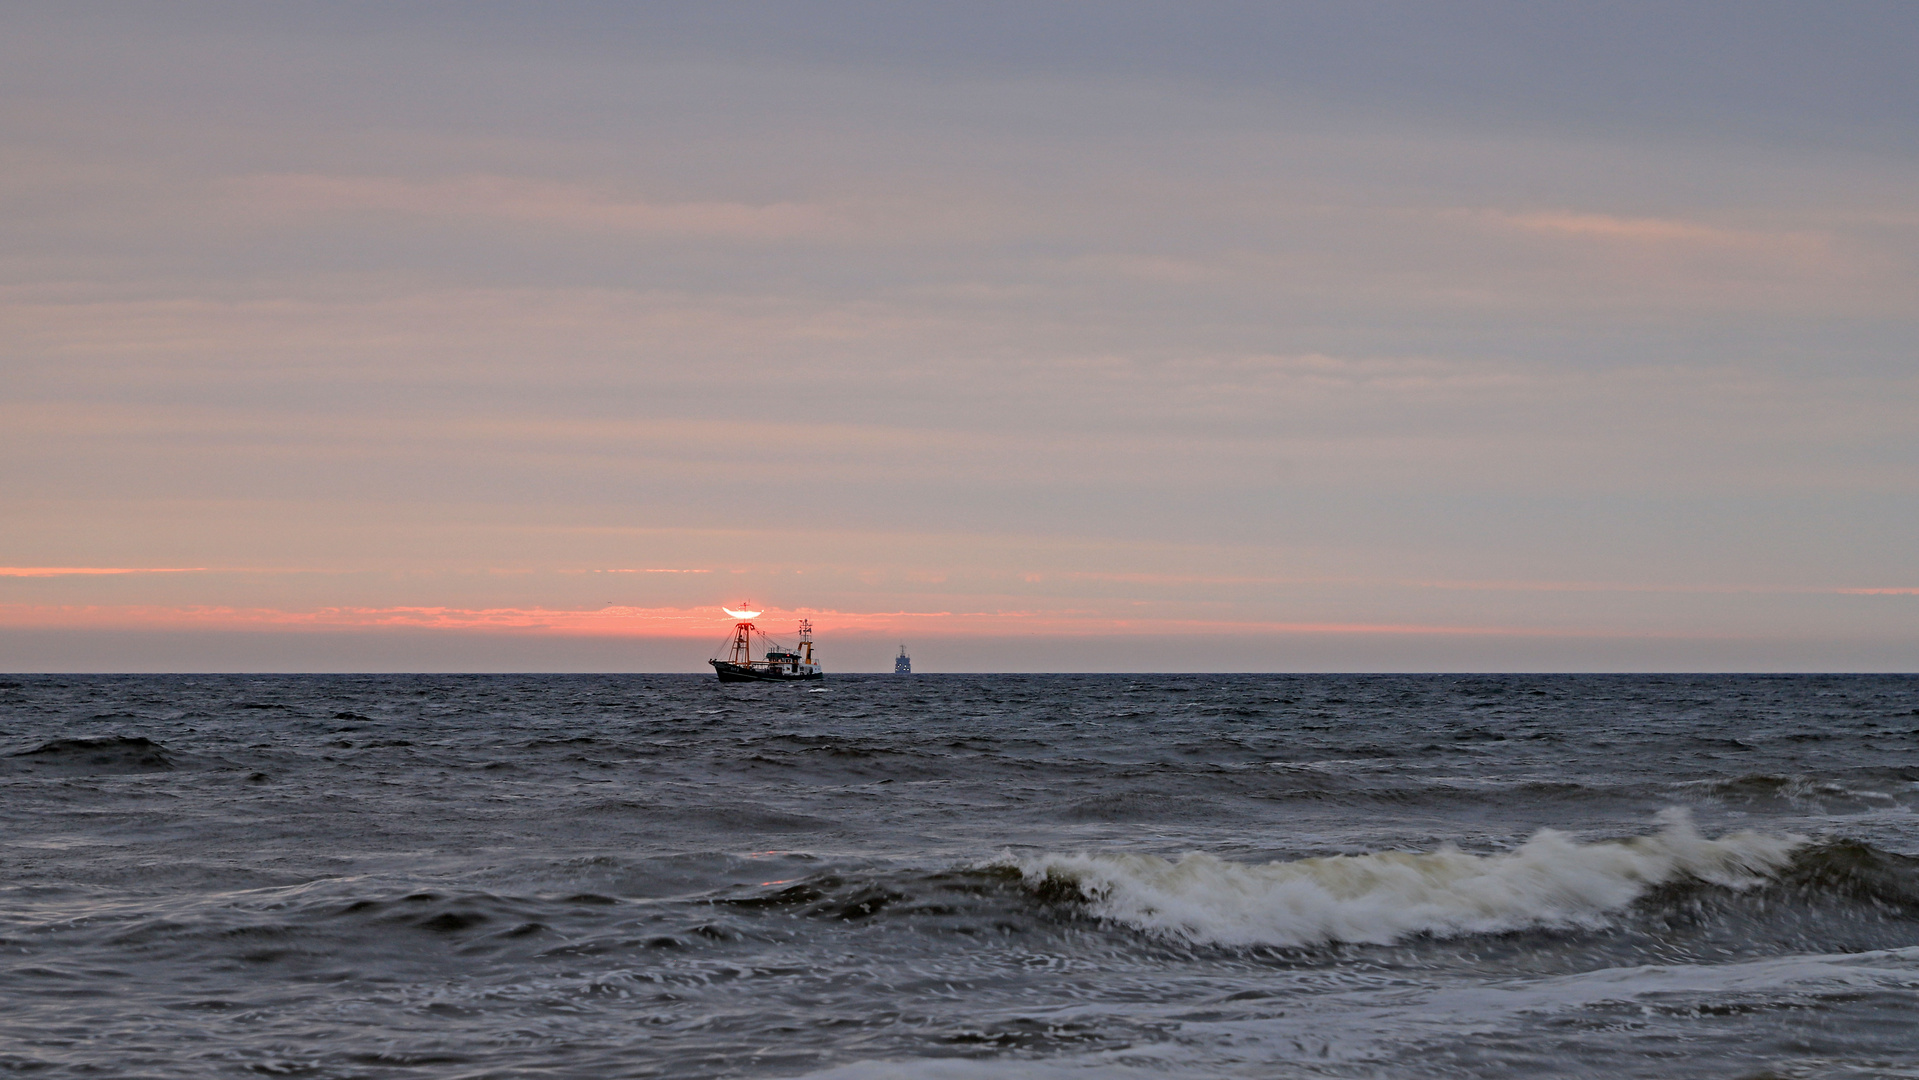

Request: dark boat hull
left=710, top=660, right=824, bottom=683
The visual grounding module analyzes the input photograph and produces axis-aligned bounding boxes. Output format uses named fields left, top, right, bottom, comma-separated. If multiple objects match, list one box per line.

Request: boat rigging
left=709, top=607, right=824, bottom=682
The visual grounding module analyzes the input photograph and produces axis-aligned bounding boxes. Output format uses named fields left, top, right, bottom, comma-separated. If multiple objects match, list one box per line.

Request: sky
left=2, top=1, right=1916, bottom=672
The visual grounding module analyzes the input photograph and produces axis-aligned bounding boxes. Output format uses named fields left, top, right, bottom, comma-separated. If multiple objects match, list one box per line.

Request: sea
left=2, top=673, right=1917, bottom=1079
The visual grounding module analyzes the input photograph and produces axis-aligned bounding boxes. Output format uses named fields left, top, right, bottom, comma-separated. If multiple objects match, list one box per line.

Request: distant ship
left=709, top=608, right=823, bottom=682
left=894, top=643, right=912, bottom=674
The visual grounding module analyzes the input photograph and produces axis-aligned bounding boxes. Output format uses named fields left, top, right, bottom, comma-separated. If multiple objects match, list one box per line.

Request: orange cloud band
left=0, top=602, right=1702, bottom=639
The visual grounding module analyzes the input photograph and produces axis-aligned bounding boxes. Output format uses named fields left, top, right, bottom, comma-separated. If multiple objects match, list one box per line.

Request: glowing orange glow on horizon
left=0, top=601, right=1790, bottom=640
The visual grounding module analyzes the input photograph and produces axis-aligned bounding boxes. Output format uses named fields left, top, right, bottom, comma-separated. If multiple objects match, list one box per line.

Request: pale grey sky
left=3, top=2, right=1915, bottom=670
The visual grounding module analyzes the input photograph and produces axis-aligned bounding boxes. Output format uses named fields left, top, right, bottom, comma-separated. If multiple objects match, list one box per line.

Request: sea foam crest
left=1008, top=811, right=1802, bottom=948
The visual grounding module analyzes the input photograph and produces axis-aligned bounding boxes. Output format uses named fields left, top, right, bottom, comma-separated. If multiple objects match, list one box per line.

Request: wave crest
left=1005, top=811, right=1803, bottom=948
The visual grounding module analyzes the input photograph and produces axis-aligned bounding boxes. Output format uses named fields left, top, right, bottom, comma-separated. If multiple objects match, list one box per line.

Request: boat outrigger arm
left=710, top=616, right=824, bottom=682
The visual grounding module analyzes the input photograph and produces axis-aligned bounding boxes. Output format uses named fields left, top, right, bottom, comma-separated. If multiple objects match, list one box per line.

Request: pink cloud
left=1499, top=211, right=1742, bottom=245
left=1479, top=209, right=1848, bottom=275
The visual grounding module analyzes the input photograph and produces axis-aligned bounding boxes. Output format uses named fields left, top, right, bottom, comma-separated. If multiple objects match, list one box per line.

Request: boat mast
left=797, top=619, right=813, bottom=666
left=729, top=620, right=755, bottom=664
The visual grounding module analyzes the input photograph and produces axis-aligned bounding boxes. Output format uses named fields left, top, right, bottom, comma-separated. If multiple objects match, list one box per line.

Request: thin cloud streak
left=573, top=569, right=715, bottom=574
left=0, top=567, right=206, bottom=577
left=1048, top=571, right=1919, bottom=598
left=1414, top=579, right=1919, bottom=597
left=6, top=566, right=1907, bottom=599
left=1493, top=210, right=1831, bottom=255
left=230, top=174, right=833, bottom=240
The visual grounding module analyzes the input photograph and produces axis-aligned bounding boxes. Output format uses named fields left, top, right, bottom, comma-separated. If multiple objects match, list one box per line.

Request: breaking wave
left=1006, top=810, right=1804, bottom=948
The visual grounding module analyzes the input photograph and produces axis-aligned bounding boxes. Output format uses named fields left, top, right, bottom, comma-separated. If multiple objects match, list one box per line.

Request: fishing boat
left=709, top=607, right=823, bottom=682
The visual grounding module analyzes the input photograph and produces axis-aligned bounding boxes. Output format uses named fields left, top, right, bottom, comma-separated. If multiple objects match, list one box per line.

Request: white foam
left=779, top=947, right=1919, bottom=1079
left=1164, top=945, right=1919, bottom=1066
left=1004, top=810, right=1803, bottom=947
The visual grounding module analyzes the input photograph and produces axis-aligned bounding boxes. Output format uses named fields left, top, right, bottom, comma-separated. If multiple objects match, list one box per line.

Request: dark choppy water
left=3, top=673, right=1918, bottom=1079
